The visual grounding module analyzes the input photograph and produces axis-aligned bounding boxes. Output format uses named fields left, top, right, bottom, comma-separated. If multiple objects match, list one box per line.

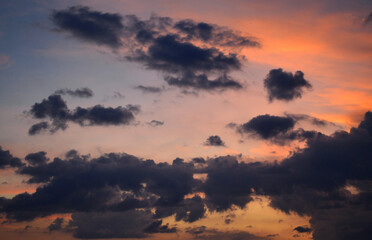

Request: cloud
left=293, top=226, right=312, bottom=233
left=48, top=217, right=64, bottom=232
left=2, top=111, right=372, bottom=239
left=51, top=6, right=259, bottom=91
left=28, top=121, right=50, bottom=135
left=54, top=87, right=93, bottom=98
left=174, top=19, right=260, bottom=48
left=135, top=85, right=163, bottom=94
left=264, top=68, right=312, bottom=102
left=2, top=152, right=196, bottom=221
left=237, top=114, right=322, bottom=145
left=27, top=94, right=140, bottom=135
left=284, top=113, right=338, bottom=127
left=143, top=220, right=177, bottom=233
left=51, top=6, right=124, bottom=49
left=68, top=210, right=159, bottom=238
left=204, top=135, right=226, bottom=147
left=239, top=114, right=296, bottom=139
left=186, top=227, right=269, bottom=240
left=154, top=195, right=206, bottom=223
left=0, top=146, right=23, bottom=169
left=164, top=71, right=242, bottom=90
left=147, top=120, right=164, bottom=127
left=25, top=151, right=49, bottom=165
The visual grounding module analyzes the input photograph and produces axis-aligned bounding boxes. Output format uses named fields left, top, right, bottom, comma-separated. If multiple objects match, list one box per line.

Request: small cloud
left=135, top=85, right=163, bottom=94
left=293, top=226, right=312, bottom=233
left=147, top=120, right=164, bottom=127
left=204, top=135, right=226, bottom=147
left=54, top=87, right=93, bottom=98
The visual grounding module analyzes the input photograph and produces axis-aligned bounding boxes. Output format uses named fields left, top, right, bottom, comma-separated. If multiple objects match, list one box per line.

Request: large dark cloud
left=1, top=152, right=196, bottom=222
left=51, top=6, right=260, bottom=91
left=51, top=6, right=124, bottom=49
left=204, top=111, right=372, bottom=239
left=264, top=68, right=312, bottom=102
left=3, top=111, right=372, bottom=239
left=0, top=146, right=23, bottom=169
left=27, top=94, right=140, bottom=135
left=54, top=87, right=93, bottom=98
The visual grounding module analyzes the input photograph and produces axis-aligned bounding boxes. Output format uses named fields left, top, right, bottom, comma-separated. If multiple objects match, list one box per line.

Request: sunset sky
left=0, top=1, right=372, bottom=239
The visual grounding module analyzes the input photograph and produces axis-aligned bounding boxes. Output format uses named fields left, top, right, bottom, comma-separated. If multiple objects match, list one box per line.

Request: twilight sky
left=0, top=0, right=372, bottom=239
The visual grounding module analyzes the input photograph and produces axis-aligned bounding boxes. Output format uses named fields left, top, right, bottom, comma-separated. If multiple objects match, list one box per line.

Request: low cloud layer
left=27, top=94, right=140, bottom=135
left=264, top=68, right=312, bottom=102
left=1, top=111, right=371, bottom=239
left=51, top=6, right=260, bottom=91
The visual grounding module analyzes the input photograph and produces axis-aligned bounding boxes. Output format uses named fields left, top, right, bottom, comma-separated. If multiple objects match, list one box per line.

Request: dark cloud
left=25, top=151, right=49, bottom=166
left=358, top=111, right=372, bottom=135
left=134, top=85, right=163, bottom=94
left=68, top=210, right=155, bottom=238
left=143, top=220, right=177, bottom=233
left=192, top=157, right=206, bottom=164
left=2, top=152, right=195, bottom=221
left=174, top=19, right=260, bottom=48
left=48, top=217, right=64, bottom=232
left=28, top=121, right=49, bottom=135
left=51, top=6, right=259, bottom=91
left=27, top=94, right=140, bottom=135
left=264, top=68, right=312, bottom=102
left=293, top=226, right=312, bottom=233
left=0, top=146, right=23, bottom=169
left=51, top=6, right=124, bottom=49
left=3, top=111, right=372, bottom=239
left=54, top=87, right=93, bottom=98
left=204, top=135, right=226, bottom=147
left=186, top=226, right=207, bottom=235
left=239, top=114, right=296, bottom=139
left=147, top=120, right=164, bottom=127
left=237, top=114, right=322, bottom=145
left=154, top=195, right=206, bottom=223
left=164, top=71, right=242, bottom=90
left=135, top=34, right=241, bottom=72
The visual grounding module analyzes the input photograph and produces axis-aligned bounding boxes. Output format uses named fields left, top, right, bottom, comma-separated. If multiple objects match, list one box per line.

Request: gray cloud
left=204, top=135, right=226, bottom=147
left=54, top=87, right=93, bottom=98
left=264, top=68, right=312, bottom=102
left=51, top=6, right=260, bottom=91
left=27, top=94, right=140, bottom=135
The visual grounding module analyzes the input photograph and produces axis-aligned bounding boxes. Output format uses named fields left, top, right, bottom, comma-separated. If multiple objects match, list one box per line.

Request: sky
left=0, top=0, right=371, bottom=239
